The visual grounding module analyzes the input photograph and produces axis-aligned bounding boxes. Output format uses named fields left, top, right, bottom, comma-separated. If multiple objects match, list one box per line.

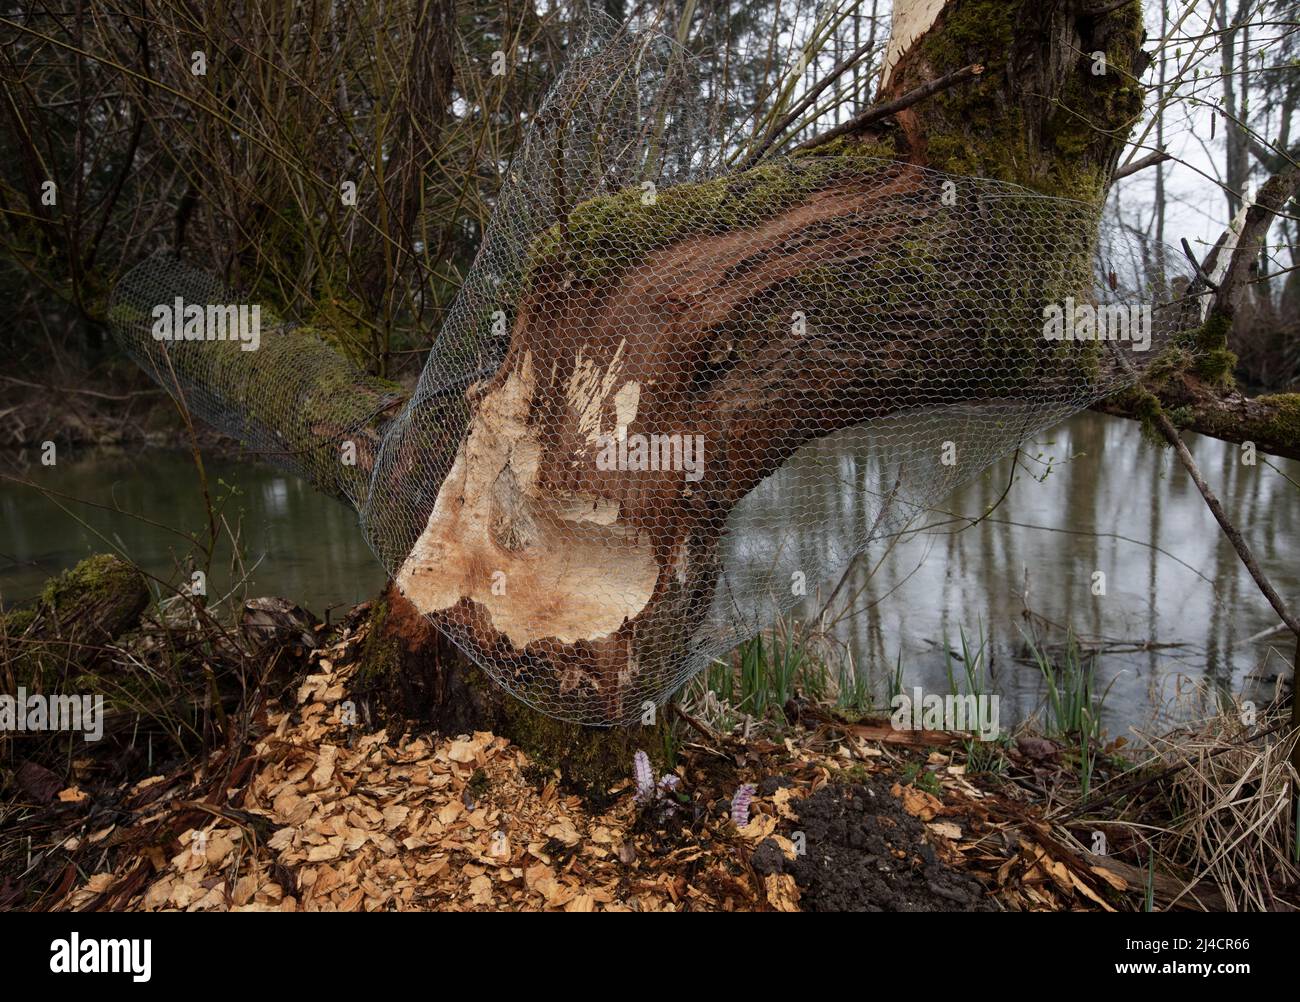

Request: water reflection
left=730, top=411, right=1298, bottom=732
left=0, top=450, right=384, bottom=617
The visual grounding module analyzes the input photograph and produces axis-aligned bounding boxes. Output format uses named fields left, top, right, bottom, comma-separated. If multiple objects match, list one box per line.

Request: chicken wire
left=109, top=17, right=1196, bottom=725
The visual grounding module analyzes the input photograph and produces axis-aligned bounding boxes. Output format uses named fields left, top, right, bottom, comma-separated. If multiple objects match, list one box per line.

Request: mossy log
left=1095, top=309, right=1300, bottom=460
left=108, top=258, right=408, bottom=506
left=1, top=554, right=149, bottom=677
left=1098, top=379, right=1300, bottom=461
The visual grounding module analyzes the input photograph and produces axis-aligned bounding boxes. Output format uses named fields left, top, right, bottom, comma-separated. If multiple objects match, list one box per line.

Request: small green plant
left=1024, top=630, right=1120, bottom=796
left=661, top=716, right=680, bottom=769
left=964, top=732, right=1011, bottom=776
left=946, top=625, right=993, bottom=702
left=1025, top=630, right=1113, bottom=741
left=835, top=658, right=871, bottom=714
left=900, top=761, right=942, bottom=796
left=943, top=625, right=1009, bottom=772
left=888, top=648, right=905, bottom=703
left=707, top=615, right=836, bottom=722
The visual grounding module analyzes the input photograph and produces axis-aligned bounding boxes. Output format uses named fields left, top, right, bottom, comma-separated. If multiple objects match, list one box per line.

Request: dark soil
left=754, top=776, right=994, bottom=912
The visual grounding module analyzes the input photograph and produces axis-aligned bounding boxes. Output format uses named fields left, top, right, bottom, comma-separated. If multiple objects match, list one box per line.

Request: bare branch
left=795, top=63, right=985, bottom=154
left=1112, top=149, right=1171, bottom=180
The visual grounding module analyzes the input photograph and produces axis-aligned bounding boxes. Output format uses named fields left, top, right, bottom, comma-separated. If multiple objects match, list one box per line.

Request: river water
left=2, top=411, right=1295, bottom=735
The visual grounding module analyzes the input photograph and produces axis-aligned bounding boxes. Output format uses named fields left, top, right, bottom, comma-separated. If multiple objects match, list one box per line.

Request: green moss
left=40, top=553, right=140, bottom=612
left=487, top=661, right=672, bottom=804
left=7, top=554, right=150, bottom=690
left=1139, top=313, right=1238, bottom=387
left=1116, top=383, right=1174, bottom=448
left=920, top=0, right=1017, bottom=67
left=1200, top=393, right=1300, bottom=451
left=1193, top=312, right=1232, bottom=354
left=1194, top=348, right=1238, bottom=386
left=357, top=595, right=399, bottom=685
left=0, top=605, right=37, bottom=636
left=1265, top=395, right=1300, bottom=443
left=529, top=149, right=898, bottom=284
left=304, top=294, right=376, bottom=369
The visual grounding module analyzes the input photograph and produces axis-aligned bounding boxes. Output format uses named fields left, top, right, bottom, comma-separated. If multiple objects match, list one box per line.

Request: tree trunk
left=351, top=582, right=671, bottom=801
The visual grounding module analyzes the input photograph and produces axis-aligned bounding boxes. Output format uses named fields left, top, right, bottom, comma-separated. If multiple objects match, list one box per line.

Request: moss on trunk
left=879, top=0, right=1147, bottom=201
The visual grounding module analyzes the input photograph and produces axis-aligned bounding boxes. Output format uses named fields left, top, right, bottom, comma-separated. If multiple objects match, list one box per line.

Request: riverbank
left=3, top=557, right=1296, bottom=912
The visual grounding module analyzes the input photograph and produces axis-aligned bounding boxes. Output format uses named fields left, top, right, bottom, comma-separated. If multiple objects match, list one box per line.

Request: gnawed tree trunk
left=110, top=0, right=1156, bottom=784
left=391, top=0, right=1150, bottom=723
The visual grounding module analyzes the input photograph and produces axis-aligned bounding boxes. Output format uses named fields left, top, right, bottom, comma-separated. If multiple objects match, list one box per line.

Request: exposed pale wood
left=396, top=352, right=659, bottom=648
left=880, top=0, right=948, bottom=91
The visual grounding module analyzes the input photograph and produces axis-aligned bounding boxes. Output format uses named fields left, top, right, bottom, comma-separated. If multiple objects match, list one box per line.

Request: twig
left=670, top=703, right=722, bottom=746
left=794, top=63, right=985, bottom=155
left=1112, top=149, right=1170, bottom=181
left=0, top=376, right=163, bottom=401
left=1180, top=238, right=1220, bottom=292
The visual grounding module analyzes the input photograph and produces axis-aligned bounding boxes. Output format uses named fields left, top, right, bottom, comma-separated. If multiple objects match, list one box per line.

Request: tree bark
left=350, top=582, right=671, bottom=800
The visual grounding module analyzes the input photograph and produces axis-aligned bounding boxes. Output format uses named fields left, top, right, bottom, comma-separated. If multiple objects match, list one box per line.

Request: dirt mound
left=775, top=780, right=993, bottom=911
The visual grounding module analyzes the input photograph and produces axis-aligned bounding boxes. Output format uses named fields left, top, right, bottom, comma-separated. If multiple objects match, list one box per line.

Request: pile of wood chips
left=46, top=625, right=1159, bottom=913
left=53, top=641, right=811, bottom=912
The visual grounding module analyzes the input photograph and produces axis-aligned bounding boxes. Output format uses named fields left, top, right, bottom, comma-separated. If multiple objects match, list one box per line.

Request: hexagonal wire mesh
left=110, top=15, right=1198, bottom=725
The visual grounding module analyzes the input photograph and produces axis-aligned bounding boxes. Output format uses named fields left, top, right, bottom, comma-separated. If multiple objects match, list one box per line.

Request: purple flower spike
left=731, top=783, right=756, bottom=827
left=633, top=750, right=655, bottom=804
